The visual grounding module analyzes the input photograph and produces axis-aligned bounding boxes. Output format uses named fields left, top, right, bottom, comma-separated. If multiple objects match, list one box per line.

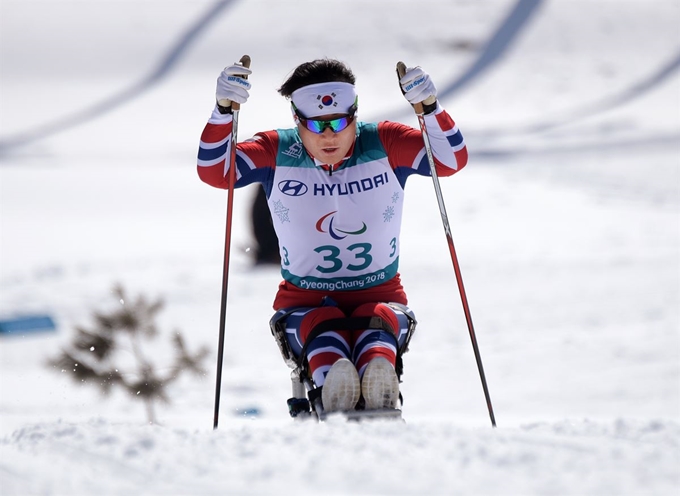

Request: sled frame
left=269, top=303, right=417, bottom=421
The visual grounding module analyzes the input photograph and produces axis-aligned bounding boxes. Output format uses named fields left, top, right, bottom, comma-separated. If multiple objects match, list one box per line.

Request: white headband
left=290, top=82, right=357, bottom=118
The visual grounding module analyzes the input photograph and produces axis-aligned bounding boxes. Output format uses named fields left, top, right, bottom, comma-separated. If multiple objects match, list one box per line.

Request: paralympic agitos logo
left=278, top=180, right=308, bottom=197
left=315, top=211, right=367, bottom=240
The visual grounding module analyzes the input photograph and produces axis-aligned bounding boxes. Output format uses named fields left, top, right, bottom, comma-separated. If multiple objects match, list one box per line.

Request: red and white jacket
left=198, top=104, right=467, bottom=311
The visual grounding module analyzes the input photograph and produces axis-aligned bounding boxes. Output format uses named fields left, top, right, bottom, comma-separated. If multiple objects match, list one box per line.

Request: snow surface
left=1, top=0, right=679, bottom=494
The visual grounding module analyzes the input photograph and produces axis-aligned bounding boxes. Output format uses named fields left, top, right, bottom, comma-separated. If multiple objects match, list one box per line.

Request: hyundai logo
left=278, top=180, right=308, bottom=197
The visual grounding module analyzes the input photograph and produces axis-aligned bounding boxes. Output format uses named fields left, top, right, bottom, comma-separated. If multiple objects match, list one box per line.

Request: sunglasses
left=292, top=103, right=357, bottom=134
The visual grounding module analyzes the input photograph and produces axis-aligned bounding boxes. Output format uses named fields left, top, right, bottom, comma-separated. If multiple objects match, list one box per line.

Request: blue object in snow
left=235, top=407, right=261, bottom=418
left=0, top=315, right=57, bottom=335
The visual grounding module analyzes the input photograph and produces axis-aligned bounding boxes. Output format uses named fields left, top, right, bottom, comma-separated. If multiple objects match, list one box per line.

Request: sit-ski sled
left=269, top=303, right=417, bottom=422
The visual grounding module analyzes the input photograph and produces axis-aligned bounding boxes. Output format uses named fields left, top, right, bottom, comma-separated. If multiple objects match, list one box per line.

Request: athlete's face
left=298, top=114, right=356, bottom=166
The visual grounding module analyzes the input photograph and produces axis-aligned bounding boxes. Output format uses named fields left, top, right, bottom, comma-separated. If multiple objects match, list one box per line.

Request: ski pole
left=213, top=55, right=251, bottom=430
left=397, top=62, right=497, bottom=428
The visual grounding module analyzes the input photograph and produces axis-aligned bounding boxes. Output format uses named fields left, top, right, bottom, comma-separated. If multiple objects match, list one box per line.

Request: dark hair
left=278, top=59, right=356, bottom=98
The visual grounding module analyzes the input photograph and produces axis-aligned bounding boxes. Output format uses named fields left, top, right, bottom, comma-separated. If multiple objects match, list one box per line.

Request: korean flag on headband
left=316, top=93, right=338, bottom=110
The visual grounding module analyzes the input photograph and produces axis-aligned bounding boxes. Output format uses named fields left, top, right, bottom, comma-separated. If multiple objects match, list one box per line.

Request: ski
left=300, top=408, right=404, bottom=423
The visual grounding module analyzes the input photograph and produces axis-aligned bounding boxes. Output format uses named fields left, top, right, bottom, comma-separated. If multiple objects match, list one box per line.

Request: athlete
left=197, top=58, right=468, bottom=414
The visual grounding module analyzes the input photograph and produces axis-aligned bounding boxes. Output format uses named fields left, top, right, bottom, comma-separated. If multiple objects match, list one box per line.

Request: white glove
left=216, top=63, right=252, bottom=107
left=399, top=66, right=437, bottom=106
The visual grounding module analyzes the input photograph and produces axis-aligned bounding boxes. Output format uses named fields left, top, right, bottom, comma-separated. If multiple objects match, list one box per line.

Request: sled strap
left=297, top=317, right=397, bottom=369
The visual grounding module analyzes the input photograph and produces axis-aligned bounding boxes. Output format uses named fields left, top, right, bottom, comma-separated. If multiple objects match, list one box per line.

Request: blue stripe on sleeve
left=198, top=142, right=228, bottom=162
left=447, top=130, right=464, bottom=148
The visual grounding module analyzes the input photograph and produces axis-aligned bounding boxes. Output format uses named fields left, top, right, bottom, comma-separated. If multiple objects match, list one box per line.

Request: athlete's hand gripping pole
left=214, top=55, right=251, bottom=430
left=396, top=61, right=496, bottom=428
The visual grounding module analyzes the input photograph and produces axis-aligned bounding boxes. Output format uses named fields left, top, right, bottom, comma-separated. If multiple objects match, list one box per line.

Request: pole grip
left=396, top=61, right=424, bottom=115
left=217, top=54, right=251, bottom=112
left=230, top=55, right=251, bottom=112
